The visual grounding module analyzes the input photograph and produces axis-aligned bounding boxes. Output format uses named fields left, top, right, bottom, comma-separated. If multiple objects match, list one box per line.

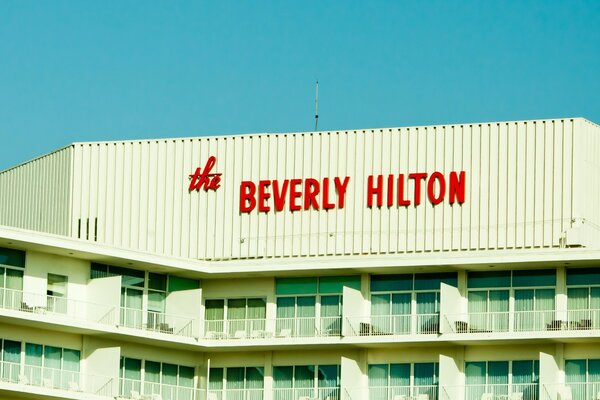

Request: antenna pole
left=314, top=80, right=319, bottom=131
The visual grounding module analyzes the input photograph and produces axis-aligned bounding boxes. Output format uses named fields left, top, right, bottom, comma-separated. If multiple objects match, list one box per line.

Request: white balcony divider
left=0, top=360, right=116, bottom=397
left=345, top=385, right=438, bottom=400
left=120, top=377, right=198, bottom=400
left=0, top=287, right=117, bottom=325
left=272, top=386, right=340, bottom=400
left=542, top=383, right=600, bottom=400
left=442, top=383, right=538, bottom=400
left=343, top=314, right=440, bottom=337
left=119, top=307, right=197, bottom=338
left=207, top=388, right=265, bottom=400
left=204, top=317, right=342, bottom=340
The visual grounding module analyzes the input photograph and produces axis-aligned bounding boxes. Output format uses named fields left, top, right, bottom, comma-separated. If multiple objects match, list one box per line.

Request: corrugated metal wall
left=70, top=118, right=581, bottom=260
left=0, top=146, right=72, bottom=236
left=573, top=119, right=600, bottom=247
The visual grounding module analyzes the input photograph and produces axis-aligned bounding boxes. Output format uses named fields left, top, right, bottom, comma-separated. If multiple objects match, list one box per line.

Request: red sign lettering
left=366, top=171, right=466, bottom=208
left=189, top=156, right=222, bottom=191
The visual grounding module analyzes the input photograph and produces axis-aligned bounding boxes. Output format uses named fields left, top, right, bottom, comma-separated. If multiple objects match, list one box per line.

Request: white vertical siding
left=572, top=119, right=600, bottom=246
left=66, top=118, right=583, bottom=260
left=0, top=146, right=72, bottom=236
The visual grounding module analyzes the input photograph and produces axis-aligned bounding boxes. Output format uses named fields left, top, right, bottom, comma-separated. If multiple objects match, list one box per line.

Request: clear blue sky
left=1, top=1, right=599, bottom=170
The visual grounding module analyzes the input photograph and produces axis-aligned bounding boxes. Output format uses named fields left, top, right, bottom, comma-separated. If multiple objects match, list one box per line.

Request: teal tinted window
left=209, top=368, right=224, bottom=389
left=0, top=247, right=25, bottom=268
left=368, top=364, right=388, bottom=386
left=148, top=273, right=167, bottom=291
left=465, top=362, right=486, bottom=384
left=468, top=271, right=511, bottom=288
left=319, top=276, right=360, bottom=293
left=111, top=267, right=144, bottom=287
left=276, top=278, right=318, bottom=295
left=2, top=340, right=21, bottom=363
left=370, top=275, right=412, bottom=292
left=566, top=360, right=586, bottom=382
left=390, top=364, right=410, bottom=386
left=567, top=268, right=600, bottom=286
left=90, top=263, right=109, bottom=279
left=168, top=276, right=200, bottom=292
left=513, top=270, right=556, bottom=287
left=488, top=361, right=509, bottom=383
left=415, top=272, right=458, bottom=290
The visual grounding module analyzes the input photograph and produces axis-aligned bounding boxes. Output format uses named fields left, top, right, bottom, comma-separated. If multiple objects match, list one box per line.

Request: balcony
left=119, top=307, right=197, bottom=338
left=203, top=317, right=342, bottom=340
left=344, top=314, right=440, bottom=337
left=0, top=287, right=116, bottom=325
left=0, top=359, right=115, bottom=398
left=119, top=378, right=198, bottom=400
left=542, top=383, right=600, bottom=400
left=441, top=384, right=539, bottom=400
left=207, top=388, right=264, bottom=400
left=272, top=387, right=340, bottom=400
left=445, top=309, right=600, bottom=335
left=344, top=385, right=438, bottom=400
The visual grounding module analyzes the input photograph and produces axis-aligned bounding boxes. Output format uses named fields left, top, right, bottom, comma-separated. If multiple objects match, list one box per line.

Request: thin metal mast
left=314, top=80, right=319, bottom=131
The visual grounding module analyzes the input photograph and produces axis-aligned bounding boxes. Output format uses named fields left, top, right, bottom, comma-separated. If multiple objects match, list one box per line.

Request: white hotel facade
left=0, top=118, right=600, bottom=400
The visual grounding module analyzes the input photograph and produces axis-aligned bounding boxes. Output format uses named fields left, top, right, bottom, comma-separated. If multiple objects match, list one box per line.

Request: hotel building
left=0, top=118, right=600, bottom=400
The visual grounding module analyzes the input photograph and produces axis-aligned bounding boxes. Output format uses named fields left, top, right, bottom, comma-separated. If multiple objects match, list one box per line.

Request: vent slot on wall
left=77, top=217, right=98, bottom=241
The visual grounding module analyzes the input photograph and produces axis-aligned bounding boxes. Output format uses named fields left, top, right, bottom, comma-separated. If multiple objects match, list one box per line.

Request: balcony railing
left=120, top=378, right=197, bottom=400
left=441, top=383, right=539, bottom=400
left=272, top=386, right=340, bottom=400
left=0, top=287, right=116, bottom=325
left=542, top=383, right=600, bottom=400
left=207, top=388, right=265, bottom=400
left=344, top=314, right=440, bottom=337
left=119, top=307, right=197, bottom=338
left=203, top=317, right=342, bottom=340
left=345, top=385, right=438, bottom=400
left=0, top=360, right=115, bottom=397
left=446, top=310, right=557, bottom=334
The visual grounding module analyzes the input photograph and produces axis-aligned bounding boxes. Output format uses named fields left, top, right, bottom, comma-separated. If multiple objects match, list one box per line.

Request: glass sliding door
left=43, top=345, right=62, bottom=387
left=205, top=300, right=225, bottom=337
left=247, top=298, right=267, bottom=335
left=121, top=287, right=143, bottom=329
left=566, top=359, right=600, bottom=400
left=468, top=290, right=509, bottom=332
left=318, top=365, right=340, bottom=399
left=246, top=367, right=265, bottom=400
left=227, top=299, right=248, bottom=338
left=320, top=295, right=342, bottom=335
left=414, top=363, right=439, bottom=400
left=120, top=357, right=142, bottom=398
left=144, top=360, right=161, bottom=395
left=512, top=360, right=539, bottom=400
left=0, top=267, right=24, bottom=310
left=368, top=364, right=390, bottom=400
left=276, top=296, right=316, bottom=337
left=24, top=343, right=43, bottom=386
left=209, top=368, right=225, bottom=400
left=389, top=364, right=410, bottom=399
left=371, top=293, right=411, bottom=335
left=147, top=273, right=167, bottom=331
left=47, top=274, right=68, bottom=314
left=514, top=289, right=555, bottom=332
left=297, top=297, right=316, bottom=337
left=62, top=348, right=80, bottom=391
left=273, top=366, right=293, bottom=400
left=416, top=292, right=440, bottom=334
left=567, top=287, right=600, bottom=329
left=1, top=339, right=20, bottom=383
